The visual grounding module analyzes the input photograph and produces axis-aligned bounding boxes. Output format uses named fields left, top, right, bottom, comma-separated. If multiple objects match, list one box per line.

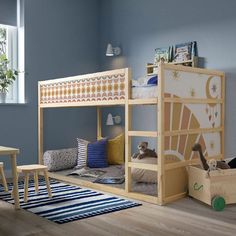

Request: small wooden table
left=0, top=146, right=20, bottom=209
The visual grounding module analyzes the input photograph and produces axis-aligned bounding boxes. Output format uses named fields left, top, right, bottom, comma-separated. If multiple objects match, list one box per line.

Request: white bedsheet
left=131, top=86, right=158, bottom=99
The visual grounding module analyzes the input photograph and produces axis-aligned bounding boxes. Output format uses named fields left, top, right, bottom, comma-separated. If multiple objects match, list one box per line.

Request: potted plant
left=0, top=54, right=18, bottom=103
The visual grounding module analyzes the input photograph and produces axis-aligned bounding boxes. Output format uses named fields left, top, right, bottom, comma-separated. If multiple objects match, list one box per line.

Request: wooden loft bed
left=38, top=63, right=225, bottom=205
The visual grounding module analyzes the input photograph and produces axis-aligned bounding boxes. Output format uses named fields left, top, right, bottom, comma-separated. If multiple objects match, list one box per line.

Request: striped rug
left=0, top=179, right=141, bottom=224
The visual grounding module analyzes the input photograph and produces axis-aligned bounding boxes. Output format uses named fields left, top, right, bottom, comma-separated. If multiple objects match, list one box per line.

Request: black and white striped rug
left=0, top=179, right=141, bottom=224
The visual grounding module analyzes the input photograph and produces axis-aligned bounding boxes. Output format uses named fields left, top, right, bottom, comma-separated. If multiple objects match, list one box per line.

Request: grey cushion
left=43, top=148, right=77, bottom=171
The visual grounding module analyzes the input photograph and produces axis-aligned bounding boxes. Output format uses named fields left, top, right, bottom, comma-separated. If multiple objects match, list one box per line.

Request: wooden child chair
left=13, top=164, right=52, bottom=203
left=0, top=162, right=8, bottom=192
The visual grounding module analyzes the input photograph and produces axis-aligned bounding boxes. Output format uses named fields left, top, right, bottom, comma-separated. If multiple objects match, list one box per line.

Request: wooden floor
left=0, top=195, right=235, bottom=236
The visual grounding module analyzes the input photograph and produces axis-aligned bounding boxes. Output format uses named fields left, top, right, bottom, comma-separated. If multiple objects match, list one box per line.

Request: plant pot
left=0, top=92, right=7, bottom=103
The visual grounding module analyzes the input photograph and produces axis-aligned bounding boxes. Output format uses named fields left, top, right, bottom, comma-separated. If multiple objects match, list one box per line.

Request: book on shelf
left=173, top=41, right=196, bottom=63
left=153, top=46, right=172, bottom=73
left=154, top=46, right=172, bottom=64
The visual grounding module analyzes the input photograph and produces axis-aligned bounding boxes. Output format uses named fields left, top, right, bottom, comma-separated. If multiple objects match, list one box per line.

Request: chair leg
left=11, top=172, right=18, bottom=198
left=24, top=173, right=29, bottom=203
left=44, top=170, right=52, bottom=198
left=34, top=171, right=39, bottom=193
left=0, top=166, right=8, bottom=192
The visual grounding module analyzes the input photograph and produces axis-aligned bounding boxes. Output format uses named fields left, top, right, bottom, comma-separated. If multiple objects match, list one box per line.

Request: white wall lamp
left=106, top=113, right=122, bottom=125
left=106, top=43, right=121, bottom=56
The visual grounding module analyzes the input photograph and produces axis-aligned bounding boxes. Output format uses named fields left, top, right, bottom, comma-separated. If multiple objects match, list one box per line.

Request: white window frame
left=0, top=0, right=25, bottom=104
left=17, top=0, right=25, bottom=103
left=0, top=24, right=18, bottom=103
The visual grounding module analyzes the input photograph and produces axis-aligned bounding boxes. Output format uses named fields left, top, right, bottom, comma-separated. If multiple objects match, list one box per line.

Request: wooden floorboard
left=0, top=195, right=235, bottom=236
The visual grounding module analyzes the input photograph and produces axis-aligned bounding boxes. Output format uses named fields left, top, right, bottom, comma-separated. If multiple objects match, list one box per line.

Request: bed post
left=221, top=73, right=225, bottom=160
left=157, top=62, right=165, bottom=205
left=125, top=68, right=132, bottom=193
left=97, top=107, right=102, bottom=139
left=38, top=83, right=43, bottom=165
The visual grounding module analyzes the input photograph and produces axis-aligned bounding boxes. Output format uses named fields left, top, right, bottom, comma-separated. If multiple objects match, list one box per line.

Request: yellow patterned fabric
left=98, top=133, right=124, bottom=165
left=107, top=133, right=125, bottom=165
left=40, top=73, right=126, bottom=104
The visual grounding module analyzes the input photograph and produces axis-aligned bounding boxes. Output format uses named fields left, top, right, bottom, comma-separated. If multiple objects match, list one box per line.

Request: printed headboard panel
left=164, top=132, right=222, bottom=161
left=163, top=67, right=224, bottom=161
left=39, top=69, right=127, bottom=104
left=164, top=69, right=222, bottom=100
left=164, top=102, right=222, bottom=130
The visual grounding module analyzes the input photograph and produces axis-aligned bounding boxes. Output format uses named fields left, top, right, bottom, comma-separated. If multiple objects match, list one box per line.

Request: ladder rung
left=128, top=131, right=158, bottom=137
left=164, top=127, right=223, bottom=136
left=128, top=98, right=157, bottom=105
left=128, top=162, right=158, bottom=171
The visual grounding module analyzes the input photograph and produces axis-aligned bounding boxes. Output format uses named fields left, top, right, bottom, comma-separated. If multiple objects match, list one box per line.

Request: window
left=0, top=24, right=18, bottom=103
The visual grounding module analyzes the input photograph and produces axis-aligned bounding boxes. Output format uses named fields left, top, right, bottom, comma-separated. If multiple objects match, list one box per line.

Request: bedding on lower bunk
left=43, top=147, right=157, bottom=196
left=54, top=166, right=157, bottom=196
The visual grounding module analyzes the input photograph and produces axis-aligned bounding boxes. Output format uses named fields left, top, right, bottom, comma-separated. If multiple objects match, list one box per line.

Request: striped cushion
left=87, top=139, right=108, bottom=168
left=76, top=138, right=89, bottom=169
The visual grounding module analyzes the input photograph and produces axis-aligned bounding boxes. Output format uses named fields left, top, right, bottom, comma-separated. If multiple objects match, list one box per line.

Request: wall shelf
left=146, top=56, right=198, bottom=75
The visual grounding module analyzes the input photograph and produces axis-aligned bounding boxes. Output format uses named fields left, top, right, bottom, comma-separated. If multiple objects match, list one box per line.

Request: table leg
left=44, top=170, right=52, bottom=198
left=10, top=154, right=20, bottom=210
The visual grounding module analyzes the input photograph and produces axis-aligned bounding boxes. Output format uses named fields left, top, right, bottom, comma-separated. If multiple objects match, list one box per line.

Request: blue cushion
left=147, top=75, right=158, bottom=85
left=87, top=139, right=108, bottom=168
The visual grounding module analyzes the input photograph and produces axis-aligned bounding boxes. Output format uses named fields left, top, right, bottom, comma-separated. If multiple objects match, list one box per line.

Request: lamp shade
left=106, top=113, right=114, bottom=125
left=106, top=43, right=114, bottom=56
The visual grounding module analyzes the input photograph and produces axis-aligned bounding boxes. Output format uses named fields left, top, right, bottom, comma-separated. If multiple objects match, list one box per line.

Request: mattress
left=53, top=165, right=157, bottom=196
left=131, top=86, right=158, bottom=99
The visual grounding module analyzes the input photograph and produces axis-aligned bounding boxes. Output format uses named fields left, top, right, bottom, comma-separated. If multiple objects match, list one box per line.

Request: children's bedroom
left=0, top=0, right=236, bottom=235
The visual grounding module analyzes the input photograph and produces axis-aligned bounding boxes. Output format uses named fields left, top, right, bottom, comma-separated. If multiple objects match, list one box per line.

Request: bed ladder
left=125, top=67, right=165, bottom=205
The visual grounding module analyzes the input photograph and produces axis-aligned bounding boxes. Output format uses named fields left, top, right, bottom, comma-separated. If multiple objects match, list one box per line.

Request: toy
left=206, top=159, right=219, bottom=178
left=188, top=165, right=236, bottom=211
left=228, top=157, right=236, bottom=168
left=132, top=142, right=157, bottom=160
left=192, top=143, right=230, bottom=170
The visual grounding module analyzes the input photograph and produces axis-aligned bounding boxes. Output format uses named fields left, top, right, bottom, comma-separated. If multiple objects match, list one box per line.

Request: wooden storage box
left=188, top=165, right=236, bottom=211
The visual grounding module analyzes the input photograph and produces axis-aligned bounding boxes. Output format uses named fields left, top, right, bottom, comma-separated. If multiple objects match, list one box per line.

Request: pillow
left=147, top=75, right=158, bottom=85
left=107, top=133, right=124, bottom=165
left=87, top=139, right=108, bottom=168
left=131, top=157, right=157, bottom=183
left=131, top=155, right=182, bottom=183
left=76, top=138, right=89, bottom=169
left=43, top=148, right=77, bottom=171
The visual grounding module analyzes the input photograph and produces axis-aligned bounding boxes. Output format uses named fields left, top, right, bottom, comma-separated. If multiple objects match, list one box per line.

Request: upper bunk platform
left=38, top=64, right=225, bottom=108
left=38, top=68, right=129, bottom=108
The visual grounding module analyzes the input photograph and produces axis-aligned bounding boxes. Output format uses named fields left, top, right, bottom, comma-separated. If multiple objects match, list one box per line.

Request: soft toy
left=132, top=142, right=157, bottom=160
left=206, top=159, right=219, bottom=178
left=228, top=157, right=236, bottom=168
left=192, top=143, right=230, bottom=170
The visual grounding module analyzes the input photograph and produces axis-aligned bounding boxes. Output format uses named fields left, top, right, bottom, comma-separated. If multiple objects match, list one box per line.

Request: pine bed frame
left=38, top=63, right=225, bottom=205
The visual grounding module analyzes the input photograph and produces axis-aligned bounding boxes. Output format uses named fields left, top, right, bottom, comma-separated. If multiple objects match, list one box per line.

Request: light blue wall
left=1, top=0, right=236, bottom=172
left=0, top=0, right=99, bottom=170
left=99, top=0, right=236, bottom=157
left=0, top=0, right=16, bottom=26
